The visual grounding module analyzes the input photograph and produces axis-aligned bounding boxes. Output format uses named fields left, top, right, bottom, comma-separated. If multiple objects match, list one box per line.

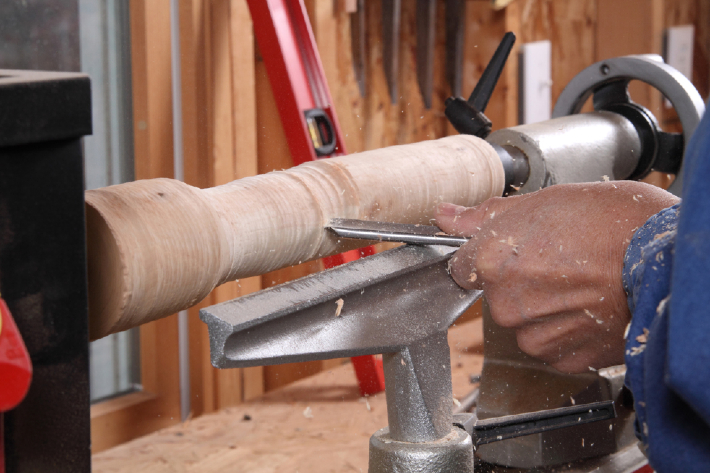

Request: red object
left=0, top=298, right=32, bottom=473
left=0, top=297, right=32, bottom=412
left=248, top=0, right=384, bottom=395
left=634, top=465, right=654, bottom=473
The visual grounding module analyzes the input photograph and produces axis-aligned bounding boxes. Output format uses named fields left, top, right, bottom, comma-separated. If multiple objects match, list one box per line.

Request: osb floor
left=92, top=318, right=484, bottom=473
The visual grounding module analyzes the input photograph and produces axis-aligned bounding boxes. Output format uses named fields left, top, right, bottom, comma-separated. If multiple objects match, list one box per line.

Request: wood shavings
left=589, top=366, right=597, bottom=371
left=453, top=398, right=461, bottom=407
left=491, top=230, right=497, bottom=237
left=468, top=273, right=478, bottom=283
left=602, top=175, right=610, bottom=182
left=335, top=298, right=344, bottom=317
left=303, top=406, right=313, bottom=419
left=585, top=309, right=603, bottom=323
left=570, top=396, right=576, bottom=405
left=359, top=397, right=372, bottom=412
left=623, top=322, right=631, bottom=339
left=632, top=195, right=639, bottom=202
left=636, top=328, right=650, bottom=344
left=435, top=231, right=447, bottom=236
left=630, top=345, right=646, bottom=356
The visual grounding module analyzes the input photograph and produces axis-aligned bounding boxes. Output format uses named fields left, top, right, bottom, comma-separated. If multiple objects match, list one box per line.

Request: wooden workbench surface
left=93, top=318, right=484, bottom=473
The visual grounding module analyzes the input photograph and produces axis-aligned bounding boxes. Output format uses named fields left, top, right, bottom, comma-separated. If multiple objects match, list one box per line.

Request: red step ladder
left=247, top=0, right=385, bottom=396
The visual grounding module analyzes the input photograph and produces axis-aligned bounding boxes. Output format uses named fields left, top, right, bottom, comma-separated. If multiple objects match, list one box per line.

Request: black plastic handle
left=445, top=32, right=516, bottom=138
left=468, top=31, right=516, bottom=113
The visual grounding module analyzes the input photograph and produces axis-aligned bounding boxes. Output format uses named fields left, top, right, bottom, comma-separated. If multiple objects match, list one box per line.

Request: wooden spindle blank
left=85, top=135, right=504, bottom=339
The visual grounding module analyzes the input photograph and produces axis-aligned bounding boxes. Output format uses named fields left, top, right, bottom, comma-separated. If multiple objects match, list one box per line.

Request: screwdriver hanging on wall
left=382, top=0, right=401, bottom=104
left=416, top=0, right=436, bottom=109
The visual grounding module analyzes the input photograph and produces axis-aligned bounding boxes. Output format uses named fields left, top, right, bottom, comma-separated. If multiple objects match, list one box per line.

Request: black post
left=0, top=70, right=92, bottom=472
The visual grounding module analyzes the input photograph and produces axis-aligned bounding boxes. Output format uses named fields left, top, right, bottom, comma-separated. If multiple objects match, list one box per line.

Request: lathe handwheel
left=553, top=55, right=705, bottom=195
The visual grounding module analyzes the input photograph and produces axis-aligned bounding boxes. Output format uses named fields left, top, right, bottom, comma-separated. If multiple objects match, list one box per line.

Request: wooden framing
left=90, top=0, right=181, bottom=453
left=90, top=0, right=266, bottom=450
left=180, top=0, right=264, bottom=415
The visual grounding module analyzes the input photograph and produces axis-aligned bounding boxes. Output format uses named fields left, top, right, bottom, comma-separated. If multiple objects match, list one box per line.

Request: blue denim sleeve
left=622, top=103, right=710, bottom=472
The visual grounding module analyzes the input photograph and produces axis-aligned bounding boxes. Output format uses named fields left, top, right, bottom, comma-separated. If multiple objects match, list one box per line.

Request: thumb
left=435, top=196, right=524, bottom=237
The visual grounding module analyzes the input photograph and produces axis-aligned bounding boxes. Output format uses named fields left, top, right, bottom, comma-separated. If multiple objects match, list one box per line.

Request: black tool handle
left=468, top=32, right=516, bottom=113
left=444, top=32, right=516, bottom=138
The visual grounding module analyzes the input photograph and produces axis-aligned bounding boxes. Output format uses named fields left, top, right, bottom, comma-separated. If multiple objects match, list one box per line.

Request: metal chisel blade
left=327, top=218, right=468, bottom=247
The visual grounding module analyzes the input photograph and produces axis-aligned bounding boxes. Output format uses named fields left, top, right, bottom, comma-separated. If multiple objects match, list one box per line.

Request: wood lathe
left=197, top=44, right=704, bottom=472
left=85, top=33, right=704, bottom=472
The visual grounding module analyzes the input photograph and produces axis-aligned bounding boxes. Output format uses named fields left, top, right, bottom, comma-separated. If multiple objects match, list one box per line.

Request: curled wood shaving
left=335, top=298, right=344, bottom=317
left=636, top=328, right=650, bottom=344
left=653, top=231, right=673, bottom=241
left=630, top=345, right=646, bottom=356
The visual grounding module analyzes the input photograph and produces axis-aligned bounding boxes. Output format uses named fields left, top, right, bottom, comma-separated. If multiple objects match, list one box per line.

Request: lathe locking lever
left=444, top=31, right=516, bottom=138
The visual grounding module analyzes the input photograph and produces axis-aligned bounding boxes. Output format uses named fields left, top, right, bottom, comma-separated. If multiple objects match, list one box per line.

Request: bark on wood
left=85, top=135, right=503, bottom=340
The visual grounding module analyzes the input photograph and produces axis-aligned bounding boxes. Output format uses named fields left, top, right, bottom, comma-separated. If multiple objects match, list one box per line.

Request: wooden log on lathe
left=85, top=135, right=504, bottom=340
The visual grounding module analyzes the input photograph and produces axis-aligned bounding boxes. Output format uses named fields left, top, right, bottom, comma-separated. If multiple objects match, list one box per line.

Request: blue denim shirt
left=622, top=105, right=710, bottom=472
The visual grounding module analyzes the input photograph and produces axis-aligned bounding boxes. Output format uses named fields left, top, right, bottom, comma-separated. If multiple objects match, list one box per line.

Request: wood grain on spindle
left=85, top=135, right=503, bottom=340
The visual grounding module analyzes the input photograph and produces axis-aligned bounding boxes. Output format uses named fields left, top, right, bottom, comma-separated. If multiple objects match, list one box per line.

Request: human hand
left=436, top=181, right=679, bottom=373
